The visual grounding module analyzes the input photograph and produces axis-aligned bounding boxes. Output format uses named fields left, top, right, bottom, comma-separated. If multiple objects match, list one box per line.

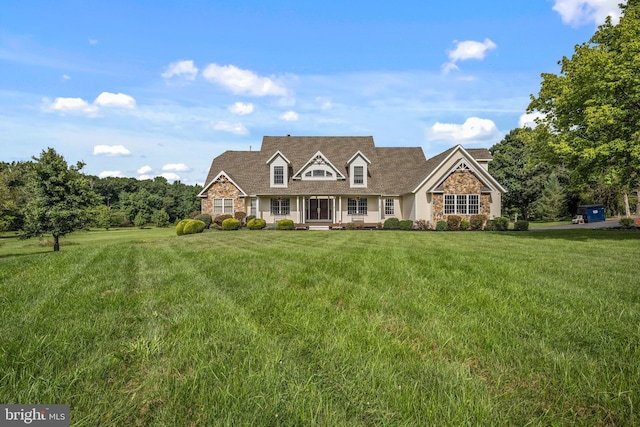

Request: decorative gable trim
left=198, top=171, right=247, bottom=198
left=266, top=150, right=291, bottom=165
left=412, top=145, right=506, bottom=194
left=346, top=150, right=371, bottom=165
left=292, top=151, right=346, bottom=180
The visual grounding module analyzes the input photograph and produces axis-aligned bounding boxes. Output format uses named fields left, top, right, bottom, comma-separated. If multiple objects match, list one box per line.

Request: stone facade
left=432, top=170, right=490, bottom=225
left=200, top=175, right=245, bottom=215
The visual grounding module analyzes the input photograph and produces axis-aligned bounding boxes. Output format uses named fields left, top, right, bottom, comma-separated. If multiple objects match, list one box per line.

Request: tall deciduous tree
left=528, top=0, right=640, bottom=204
left=22, top=148, right=99, bottom=251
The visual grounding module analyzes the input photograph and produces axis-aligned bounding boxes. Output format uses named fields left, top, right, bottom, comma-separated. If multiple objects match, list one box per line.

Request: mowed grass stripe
left=1, top=228, right=638, bottom=425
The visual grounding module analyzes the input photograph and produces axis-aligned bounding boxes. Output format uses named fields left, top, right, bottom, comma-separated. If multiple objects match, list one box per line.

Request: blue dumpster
left=576, top=204, right=605, bottom=223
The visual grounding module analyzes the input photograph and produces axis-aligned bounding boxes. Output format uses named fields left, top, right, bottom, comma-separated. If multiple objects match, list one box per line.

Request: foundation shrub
left=514, top=220, right=530, bottom=231
left=383, top=218, right=400, bottom=230
left=470, top=214, right=486, bottom=230
left=345, top=222, right=358, bottom=230
left=222, top=218, right=241, bottom=230
left=399, top=220, right=414, bottom=230
left=194, top=214, right=212, bottom=229
left=493, top=216, right=510, bottom=231
left=247, top=218, right=266, bottom=230
left=213, top=214, right=233, bottom=227
left=245, top=215, right=256, bottom=224
left=436, top=220, right=448, bottom=231
left=277, top=219, right=295, bottom=230
left=183, top=219, right=206, bottom=235
left=460, top=219, right=470, bottom=231
left=447, top=215, right=462, bottom=231
left=176, top=219, right=190, bottom=236
left=414, top=219, right=430, bottom=230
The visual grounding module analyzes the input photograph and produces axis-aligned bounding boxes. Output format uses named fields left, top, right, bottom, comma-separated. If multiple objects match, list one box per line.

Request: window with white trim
left=213, top=198, right=234, bottom=215
left=273, top=166, right=284, bottom=185
left=385, top=198, right=394, bottom=215
left=347, top=198, right=368, bottom=215
left=444, top=194, right=479, bottom=215
left=270, top=198, right=290, bottom=216
left=353, top=166, right=364, bottom=184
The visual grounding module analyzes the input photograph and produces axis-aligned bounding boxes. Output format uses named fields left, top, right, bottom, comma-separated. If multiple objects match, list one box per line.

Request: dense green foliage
left=213, top=214, right=233, bottom=227
left=469, top=215, right=486, bottom=230
left=221, top=218, right=241, bottom=230
left=399, top=219, right=413, bottom=230
left=182, top=219, right=206, bottom=235
left=528, top=0, right=640, bottom=208
left=175, top=219, right=190, bottom=236
left=513, top=220, right=530, bottom=231
left=247, top=218, right=266, bottom=230
left=460, top=219, right=470, bottom=230
left=383, top=217, right=400, bottom=230
left=277, top=219, right=295, bottom=230
left=0, top=229, right=638, bottom=425
left=21, top=148, right=99, bottom=251
left=194, top=213, right=212, bottom=229
left=436, top=220, right=447, bottom=231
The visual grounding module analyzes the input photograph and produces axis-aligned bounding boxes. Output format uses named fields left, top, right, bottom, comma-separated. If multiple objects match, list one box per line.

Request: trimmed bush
left=383, top=217, right=400, bottom=230
left=234, top=211, right=247, bottom=224
left=514, top=220, right=530, bottom=231
left=414, top=219, right=430, bottom=230
left=194, top=213, right=213, bottom=229
left=447, top=215, right=462, bottom=231
left=183, top=219, right=206, bottom=235
left=176, top=219, right=190, bottom=235
left=620, top=217, right=635, bottom=228
left=245, top=215, right=256, bottom=224
left=222, top=218, right=241, bottom=230
left=345, top=222, right=358, bottom=230
left=485, top=220, right=497, bottom=231
left=399, top=220, right=414, bottom=230
left=493, top=216, right=509, bottom=231
left=460, top=219, right=470, bottom=231
left=436, top=220, right=447, bottom=231
left=470, top=214, right=486, bottom=230
left=277, top=219, right=295, bottom=230
left=247, top=218, right=267, bottom=230
left=213, top=214, right=233, bottom=227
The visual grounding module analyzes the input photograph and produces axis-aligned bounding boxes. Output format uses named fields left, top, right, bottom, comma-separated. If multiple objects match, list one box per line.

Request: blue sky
left=0, top=0, right=626, bottom=185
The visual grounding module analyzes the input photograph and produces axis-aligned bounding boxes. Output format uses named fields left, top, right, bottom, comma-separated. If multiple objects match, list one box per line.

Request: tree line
left=0, top=148, right=202, bottom=250
left=489, top=0, right=640, bottom=221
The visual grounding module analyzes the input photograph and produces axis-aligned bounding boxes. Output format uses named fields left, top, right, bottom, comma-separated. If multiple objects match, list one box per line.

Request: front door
left=307, top=198, right=332, bottom=221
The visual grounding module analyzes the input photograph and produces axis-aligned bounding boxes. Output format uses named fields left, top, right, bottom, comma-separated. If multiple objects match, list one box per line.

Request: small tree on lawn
left=22, top=148, right=99, bottom=251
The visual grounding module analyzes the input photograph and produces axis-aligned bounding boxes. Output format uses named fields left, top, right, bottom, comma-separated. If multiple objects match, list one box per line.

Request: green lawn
left=1, top=228, right=638, bottom=426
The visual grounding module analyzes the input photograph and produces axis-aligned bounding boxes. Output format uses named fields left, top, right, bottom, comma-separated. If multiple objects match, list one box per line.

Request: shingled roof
left=201, top=136, right=492, bottom=196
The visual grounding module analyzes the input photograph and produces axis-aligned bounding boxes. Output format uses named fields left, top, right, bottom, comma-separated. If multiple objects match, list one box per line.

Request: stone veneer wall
left=432, top=170, right=490, bottom=225
left=200, top=176, right=245, bottom=215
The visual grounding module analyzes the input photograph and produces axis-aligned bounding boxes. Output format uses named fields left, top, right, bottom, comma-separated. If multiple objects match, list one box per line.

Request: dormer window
left=267, top=150, right=290, bottom=188
left=347, top=151, right=370, bottom=188
left=274, top=166, right=284, bottom=185
left=353, top=166, right=364, bottom=184
left=294, top=151, right=344, bottom=181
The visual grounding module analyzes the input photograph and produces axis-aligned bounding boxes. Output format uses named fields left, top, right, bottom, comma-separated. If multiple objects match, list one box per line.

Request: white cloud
left=280, top=110, right=299, bottom=121
left=137, top=165, right=152, bottom=174
left=202, top=63, right=288, bottom=96
left=161, top=60, right=199, bottom=80
left=229, top=102, right=254, bottom=115
left=162, top=163, right=189, bottom=172
left=552, top=0, right=624, bottom=26
left=94, top=92, right=136, bottom=109
left=92, top=145, right=131, bottom=156
left=98, top=170, right=123, bottom=178
left=161, top=172, right=181, bottom=182
left=138, top=174, right=153, bottom=180
left=47, top=97, right=99, bottom=116
left=443, top=39, right=497, bottom=73
left=316, top=97, right=333, bottom=110
left=62, top=74, right=70, bottom=80
left=212, top=120, right=249, bottom=135
left=89, top=38, right=98, bottom=45
left=430, top=117, right=499, bottom=142
left=519, top=112, right=546, bottom=128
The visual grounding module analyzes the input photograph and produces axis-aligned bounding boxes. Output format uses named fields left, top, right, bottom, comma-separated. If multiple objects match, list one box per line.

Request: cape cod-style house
left=198, top=136, right=505, bottom=228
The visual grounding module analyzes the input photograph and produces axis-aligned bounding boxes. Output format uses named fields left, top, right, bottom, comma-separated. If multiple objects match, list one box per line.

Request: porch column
left=338, top=196, right=342, bottom=223
left=378, top=196, right=382, bottom=222
left=302, top=197, right=306, bottom=224
left=256, top=197, right=260, bottom=219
